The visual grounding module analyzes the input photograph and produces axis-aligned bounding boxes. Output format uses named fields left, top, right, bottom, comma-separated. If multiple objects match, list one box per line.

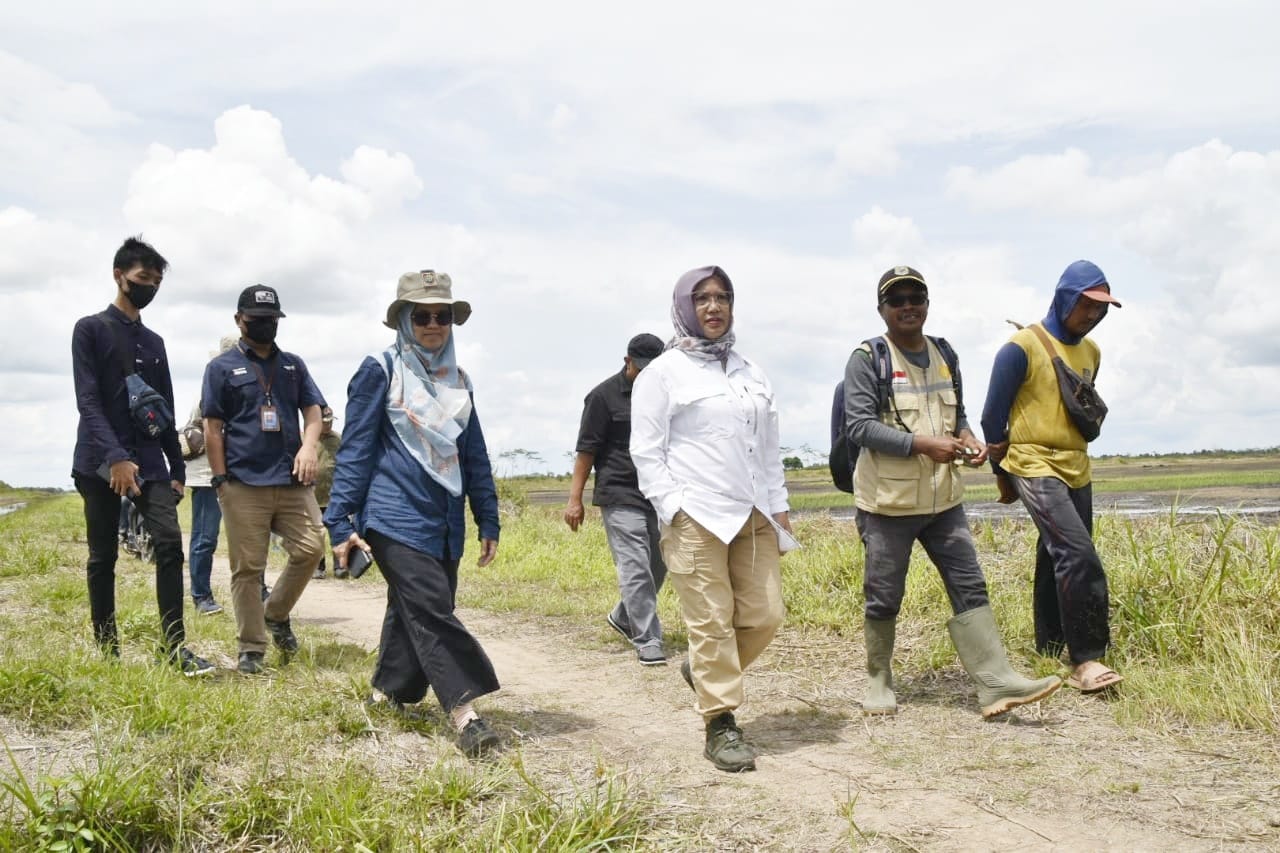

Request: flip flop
left=1066, top=664, right=1123, bottom=694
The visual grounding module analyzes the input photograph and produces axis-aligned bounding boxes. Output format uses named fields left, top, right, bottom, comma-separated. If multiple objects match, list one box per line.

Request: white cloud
left=340, top=145, right=423, bottom=205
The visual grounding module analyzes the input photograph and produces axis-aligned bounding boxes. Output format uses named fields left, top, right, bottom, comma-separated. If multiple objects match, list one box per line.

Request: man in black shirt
left=564, top=333, right=669, bottom=666
left=70, top=236, right=213, bottom=676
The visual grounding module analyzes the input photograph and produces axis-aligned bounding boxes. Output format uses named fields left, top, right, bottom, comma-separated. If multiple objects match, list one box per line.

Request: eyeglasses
left=881, top=292, right=928, bottom=308
left=693, top=292, right=733, bottom=308
left=411, top=308, right=453, bottom=327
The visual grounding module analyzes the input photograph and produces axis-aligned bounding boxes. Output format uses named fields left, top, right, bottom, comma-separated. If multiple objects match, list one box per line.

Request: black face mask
left=243, top=317, right=278, bottom=345
left=122, top=279, right=158, bottom=310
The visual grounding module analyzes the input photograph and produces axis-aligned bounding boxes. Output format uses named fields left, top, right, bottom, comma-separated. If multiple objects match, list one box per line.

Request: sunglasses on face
left=881, top=292, right=928, bottom=308
left=411, top=308, right=453, bottom=327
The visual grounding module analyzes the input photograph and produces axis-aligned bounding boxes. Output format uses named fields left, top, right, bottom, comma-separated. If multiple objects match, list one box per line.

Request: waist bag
left=99, top=314, right=175, bottom=439
left=1029, top=323, right=1107, bottom=442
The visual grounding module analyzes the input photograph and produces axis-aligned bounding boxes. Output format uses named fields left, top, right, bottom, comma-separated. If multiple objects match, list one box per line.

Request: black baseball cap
left=627, top=333, right=665, bottom=369
left=877, top=266, right=928, bottom=300
left=237, top=284, right=286, bottom=318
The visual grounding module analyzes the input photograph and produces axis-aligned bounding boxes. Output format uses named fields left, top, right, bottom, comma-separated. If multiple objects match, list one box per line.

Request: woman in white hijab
left=323, top=270, right=502, bottom=758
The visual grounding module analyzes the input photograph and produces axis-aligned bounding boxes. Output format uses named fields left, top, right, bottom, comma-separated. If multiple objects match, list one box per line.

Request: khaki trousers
left=220, top=481, right=325, bottom=653
left=660, top=508, right=784, bottom=720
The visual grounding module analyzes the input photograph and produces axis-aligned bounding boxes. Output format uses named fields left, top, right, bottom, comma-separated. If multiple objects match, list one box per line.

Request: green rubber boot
left=947, top=605, right=1062, bottom=718
left=862, top=618, right=898, bottom=715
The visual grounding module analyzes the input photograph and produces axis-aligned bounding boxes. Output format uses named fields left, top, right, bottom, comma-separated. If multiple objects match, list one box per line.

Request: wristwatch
left=210, top=474, right=229, bottom=489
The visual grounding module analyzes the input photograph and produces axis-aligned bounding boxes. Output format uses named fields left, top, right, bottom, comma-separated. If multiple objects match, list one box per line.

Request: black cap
left=626, top=333, right=665, bottom=368
left=877, top=266, right=927, bottom=299
left=237, top=284, right=286, bottom=318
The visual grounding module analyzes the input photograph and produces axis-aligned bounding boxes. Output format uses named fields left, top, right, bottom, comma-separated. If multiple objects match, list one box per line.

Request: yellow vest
left=853, top=338, right=964, bottom=516
left=1003, top=324, right=1100, bottom=488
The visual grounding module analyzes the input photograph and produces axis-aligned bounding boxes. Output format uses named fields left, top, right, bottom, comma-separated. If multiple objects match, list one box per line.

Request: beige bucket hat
left=383, top=270, right=472, bottom=329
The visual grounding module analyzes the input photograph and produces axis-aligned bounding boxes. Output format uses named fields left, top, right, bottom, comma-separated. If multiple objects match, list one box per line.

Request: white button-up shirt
left=630, top=348, right=789, bottom=544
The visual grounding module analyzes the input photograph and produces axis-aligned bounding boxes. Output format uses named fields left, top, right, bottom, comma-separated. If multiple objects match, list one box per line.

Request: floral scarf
left=382, top=305, right=473, bottom=496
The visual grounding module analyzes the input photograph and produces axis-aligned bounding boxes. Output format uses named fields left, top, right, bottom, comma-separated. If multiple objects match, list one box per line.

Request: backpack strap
left=928, top=335, right=963, bottom=406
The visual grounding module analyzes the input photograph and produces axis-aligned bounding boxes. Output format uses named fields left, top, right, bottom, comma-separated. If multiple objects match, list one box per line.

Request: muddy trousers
left=74, top=473, right=185, bottom=653
left=660, top=509, right=785, bottom=721
left=1010, top=475, right=1110, bottom=664
left=854, top=504, right=990, bottom=621
left=365, top=529, right=499, bottom=711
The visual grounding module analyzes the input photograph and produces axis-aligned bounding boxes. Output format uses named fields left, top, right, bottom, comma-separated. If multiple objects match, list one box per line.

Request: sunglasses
left=881, top=292, right=928, bottom=308
left=411, top=308, right=453, bottom=327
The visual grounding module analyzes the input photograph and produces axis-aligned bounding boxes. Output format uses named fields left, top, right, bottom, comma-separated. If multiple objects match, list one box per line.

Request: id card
left=260, top=405, right=281, bottom=432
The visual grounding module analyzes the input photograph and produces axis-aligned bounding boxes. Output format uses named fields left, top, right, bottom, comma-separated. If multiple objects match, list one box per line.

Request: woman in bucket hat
left=630, top=265, right=793, bottom=773
left=323, top=270, right=502, bottom=757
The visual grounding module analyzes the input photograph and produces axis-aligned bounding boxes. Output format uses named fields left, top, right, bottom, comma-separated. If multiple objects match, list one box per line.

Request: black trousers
left=1010, top=475, right=1111, bottom=664
left=365, top=528, right=499, bottom=711
left=74, top=473, right=186, bottom=653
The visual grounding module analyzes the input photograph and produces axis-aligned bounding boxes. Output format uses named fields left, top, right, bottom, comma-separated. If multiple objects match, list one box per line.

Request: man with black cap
left=564, top=333, right=670, bottom=666
left=202, top=284, right=327, bottom=674
left=844, top=266, right=1060, bottom=718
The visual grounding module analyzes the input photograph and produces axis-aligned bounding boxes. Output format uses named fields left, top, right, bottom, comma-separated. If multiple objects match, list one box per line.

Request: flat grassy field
left=1, top=452, right=1277, bottom=849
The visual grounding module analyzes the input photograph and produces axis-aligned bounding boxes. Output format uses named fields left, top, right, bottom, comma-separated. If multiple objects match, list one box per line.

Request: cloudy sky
left=3, top=2, right=1278, bottom=487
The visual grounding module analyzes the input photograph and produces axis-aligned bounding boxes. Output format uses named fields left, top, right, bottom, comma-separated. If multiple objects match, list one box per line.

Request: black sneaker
left=333, top=565, right=349, bottom=579
left=237, top=651, right=266, bottom=675
left=704, top=712, right=756, bottom=772
left=605, top=608, right=631, bottom=642
left=260, top=584, right=271, bottom=602
left=172, top=647, right=215, bottom=677
left=457, top=717, right=501, bottom=757
left=264, top=617, right=299, bottom=653
left=680, top=658, right=695, bottom=691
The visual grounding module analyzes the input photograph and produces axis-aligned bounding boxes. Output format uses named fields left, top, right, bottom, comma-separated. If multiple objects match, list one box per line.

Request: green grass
left=0, top=496, right=677, bottom=850
left=470, top=503, right=1280, bottom=733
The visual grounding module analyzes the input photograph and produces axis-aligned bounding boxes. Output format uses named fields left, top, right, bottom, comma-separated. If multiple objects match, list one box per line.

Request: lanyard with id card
left=248, top=358, right=282, bottom=432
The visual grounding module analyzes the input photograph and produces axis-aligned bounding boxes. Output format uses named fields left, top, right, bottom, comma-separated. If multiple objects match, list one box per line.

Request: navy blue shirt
left=323, top=355, right=500, bottom=561
left=201, top=342, right=324, bottom=486
left=574, top=368, right=649, bottom=510
left=71, top=305, right=184, bottom=483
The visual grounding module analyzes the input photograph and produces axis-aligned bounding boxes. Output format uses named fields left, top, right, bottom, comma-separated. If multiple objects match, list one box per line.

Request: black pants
left=1010, top=475, right=1110, bottom=664
left=74, top=473, right=186, bottom=653
left=366, top=528, right=499, bottom=711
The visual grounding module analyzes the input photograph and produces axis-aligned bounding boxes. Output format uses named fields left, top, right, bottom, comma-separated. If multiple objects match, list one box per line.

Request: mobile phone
left=346, top=547, right=374, bottom=579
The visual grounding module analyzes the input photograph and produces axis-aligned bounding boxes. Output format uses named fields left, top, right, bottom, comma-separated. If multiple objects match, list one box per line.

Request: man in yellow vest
left=844, top=266, right=1061, bottom=718
left=981, top=260, right=1123, bottom=694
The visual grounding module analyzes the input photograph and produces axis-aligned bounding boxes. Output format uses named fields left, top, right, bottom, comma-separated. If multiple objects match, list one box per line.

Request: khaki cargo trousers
left=660, top=508, right=785, bottom=720
left=220, top=481, right=325, bottom=654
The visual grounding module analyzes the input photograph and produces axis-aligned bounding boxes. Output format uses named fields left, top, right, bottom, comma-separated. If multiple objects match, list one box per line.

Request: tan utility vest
left=853, top=338, right=964, bottom=517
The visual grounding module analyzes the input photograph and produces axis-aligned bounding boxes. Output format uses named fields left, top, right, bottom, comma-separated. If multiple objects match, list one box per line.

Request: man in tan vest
left=843, top=266, right=1060, bottom=718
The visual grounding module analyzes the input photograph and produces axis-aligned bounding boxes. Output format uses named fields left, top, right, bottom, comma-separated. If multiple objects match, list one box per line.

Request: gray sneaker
left=637, top=645, right=667, bottom=667
left=704, top=712, right=756, bottom=772
left=194, top=598, right=223, bottom=616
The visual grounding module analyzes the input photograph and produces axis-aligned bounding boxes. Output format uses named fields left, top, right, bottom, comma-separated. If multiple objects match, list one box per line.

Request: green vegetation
left=0, top=497, right=673, bottom=850
left=467, top=503, right=1280, bottom=733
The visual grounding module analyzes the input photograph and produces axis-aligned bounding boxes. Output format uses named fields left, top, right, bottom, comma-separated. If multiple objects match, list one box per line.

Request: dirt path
left=271, top=558, right=1280, bottom=851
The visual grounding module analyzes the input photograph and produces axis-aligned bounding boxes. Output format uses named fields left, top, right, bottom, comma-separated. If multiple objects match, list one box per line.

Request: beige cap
left=383, top=270, right=472, bottom=329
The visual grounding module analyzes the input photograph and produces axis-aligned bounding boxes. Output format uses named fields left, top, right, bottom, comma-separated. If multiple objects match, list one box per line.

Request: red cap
left=1081, top=286, right=1122, bottom=308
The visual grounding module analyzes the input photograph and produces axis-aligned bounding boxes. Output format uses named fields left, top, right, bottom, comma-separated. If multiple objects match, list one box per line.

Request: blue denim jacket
left=323, top=356, right=500, bottom=560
